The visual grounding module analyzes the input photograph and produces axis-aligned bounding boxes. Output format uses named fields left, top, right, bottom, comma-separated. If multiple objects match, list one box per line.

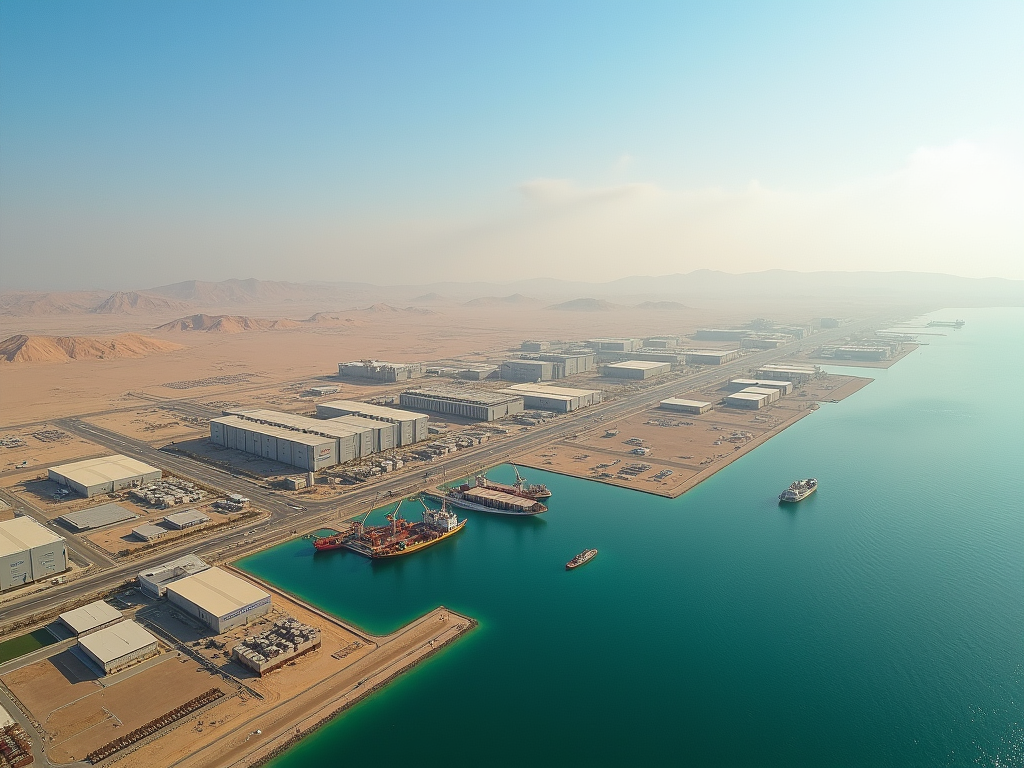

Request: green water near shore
left=239, top=307, right=1024, bottom=767
left=0, top=628, right=58, bottom=664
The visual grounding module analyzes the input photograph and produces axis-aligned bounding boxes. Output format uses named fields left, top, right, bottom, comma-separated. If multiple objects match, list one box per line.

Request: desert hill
left=464, top=293, right=541, bottom=307
left=92, top=291, right=191, bottom=314
left=356, top=303, right=436, bottom=314
left=0, top=291, right=108, bottom=316
left=0, top=333, right=183, bottom=363
left=155, top=314, right=301, bottom=333
left=546, top=297, right=622, bottom=312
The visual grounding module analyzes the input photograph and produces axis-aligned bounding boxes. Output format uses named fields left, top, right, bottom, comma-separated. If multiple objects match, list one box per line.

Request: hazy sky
left=1, top=1, right=1021, bottom=290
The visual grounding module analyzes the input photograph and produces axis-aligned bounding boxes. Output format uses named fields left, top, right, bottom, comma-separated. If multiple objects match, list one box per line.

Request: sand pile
left=156, top=314, right=301, bottom=333
left=0, top=333, right=184, bottom=363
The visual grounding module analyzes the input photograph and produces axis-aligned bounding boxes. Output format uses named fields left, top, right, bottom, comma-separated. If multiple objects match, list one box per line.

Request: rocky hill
left=0, top=333, right=183, bottom=363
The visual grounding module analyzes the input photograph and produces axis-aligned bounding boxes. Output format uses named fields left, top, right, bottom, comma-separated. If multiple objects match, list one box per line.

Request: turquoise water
left=239, top=307, right=1024, bottom=768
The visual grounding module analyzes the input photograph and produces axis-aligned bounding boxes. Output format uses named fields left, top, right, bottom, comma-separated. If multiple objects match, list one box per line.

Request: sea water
left=239, top=307, right=1024, bottom=767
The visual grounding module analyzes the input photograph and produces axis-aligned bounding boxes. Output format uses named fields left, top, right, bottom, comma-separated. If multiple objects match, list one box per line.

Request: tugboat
left=474, top=464, right=552, bottom=500
left=779, top=478, right=817, bottom=503
left=566, top=549, right=598, bottom=570
left=313, top=498, right=465, bottom=558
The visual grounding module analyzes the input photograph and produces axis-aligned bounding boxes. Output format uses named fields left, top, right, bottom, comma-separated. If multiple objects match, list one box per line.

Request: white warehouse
left=48, top=455, right=162, bottom=498
left=0, top=517, right=68, bottom=592
left=78, top=620, right=159, bottom=674
left=166, top=567, right=272, bottom=633
left=315, top=400, right=428, bottom=446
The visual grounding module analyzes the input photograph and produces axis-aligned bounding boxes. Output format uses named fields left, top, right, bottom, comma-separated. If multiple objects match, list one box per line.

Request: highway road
left=1, top=317, right=884, bottom=627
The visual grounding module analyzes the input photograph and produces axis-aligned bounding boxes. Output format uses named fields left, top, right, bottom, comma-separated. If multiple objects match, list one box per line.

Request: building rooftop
left=604, top=360, right=671, bottom=370
left=163, top=509, right=210, bottom=527
left=326, top=414, right=394, bottom=432
left=59, top=503, right=138, bottom=531
left=499, top=389, right=574, bottom=403
left=403, top=387, right=523, bottom=406
left=138, top=554, right=209, bottom=588
left=221, top=409, right=364, bottom=440
left=49, top=454, right=160, bottom=486
left=680, top=348, right=741, bottom=356
left=59, top=600, right=122, bottom=635
left=166, top=567, right=271, bottom=618
left=211, top=415, right=334, bottom=447
left=660, top=398, right=712, bottom=408
left=318, top=400, right=426, bottom=421
left=727, top=391, right=769, bottom=400
left=78, top=620, right=158, bottom=664
left=132, top=524, right=167, bottom=539
left=0, top=516, right=65, bottom=557
left=506, top=383, right=600, bottom=397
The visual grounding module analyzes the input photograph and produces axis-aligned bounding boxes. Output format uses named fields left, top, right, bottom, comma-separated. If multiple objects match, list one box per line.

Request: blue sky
left=1, top=1, right=1021, bottom=288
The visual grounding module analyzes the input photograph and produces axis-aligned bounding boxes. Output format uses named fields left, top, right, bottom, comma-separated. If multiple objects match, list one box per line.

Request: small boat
left=779, top=478, right=817, bottom=503
left=566, top=549, right=598, bottom=570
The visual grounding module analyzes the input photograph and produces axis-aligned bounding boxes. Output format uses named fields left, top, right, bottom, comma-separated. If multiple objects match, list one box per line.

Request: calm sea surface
left=239, top=307, right=1024, bottom=768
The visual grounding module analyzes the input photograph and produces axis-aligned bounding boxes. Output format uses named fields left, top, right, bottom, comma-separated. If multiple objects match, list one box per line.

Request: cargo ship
left=779, top=478, right=817, bottom=503
left=566, top=549, right=598, bottom=570
left=313, top=499, right=465, bottom=558
left=474, top=465, right=551, bottom=500
left=429, top=484, right=547, bottom=516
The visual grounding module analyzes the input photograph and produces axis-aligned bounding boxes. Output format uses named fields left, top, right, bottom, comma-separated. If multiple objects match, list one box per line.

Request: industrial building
left=681, top=349, right=741, bottom=365
left=520, top=340, right=551, bottom=352
left=534, top=352, right=597, bottom=378
left=588, top=338, right=642, bottom=352
left=826, top=345, right=892, bottom=361
left=316, top=400, right=428, bottom=446
left=48, top=455, right=162, bottom=498
left=741, top=335, right=790, bottom=349
left=500, top=359, right=553, bottom=382
left=459, top=364, right=498, bottom=380
left=602, top=360, right=672, bottom=380
left=694, top=328, right=747, bottom=341
left=165, top=567, right=272, bottom=633
left=308, top=385, right=340, bottom=396
left=232, top=617, right=321, bottom=676
left=59, top=600, right=123, bottom=637
left=725, top=391, right=772, bottom=409
left=0, top=517, right=68, bottom=592
left=629, top=350, right=685, bottom=363
left=138, top=554, right=210, bottom=598
left=58, top=503, right=138, bottom=532
left=756, top=364, right=819, bottom=384
left=164, top=509, right=210, bottom=529
left=324, top=413, right=398, bottom=453
left=132, top=524, right=167, bottom=542
left=725, top=379, right=794, bottom=395
left=502, top=383, right=602, bottom=413
left=659, top=398, right=713, bottom=415
left=338, top=360, right=423, bottom=382
left=78, top=620, right=159, bottom=674
left=742, top=386, right=780, bottom=403
left=400, top=388, right=524, bottom=421
left=644, top=336, right=681, bottom=348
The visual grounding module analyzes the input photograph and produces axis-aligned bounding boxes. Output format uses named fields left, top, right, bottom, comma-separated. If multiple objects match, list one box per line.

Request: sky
left=1, top=1, right=1021, bottom=290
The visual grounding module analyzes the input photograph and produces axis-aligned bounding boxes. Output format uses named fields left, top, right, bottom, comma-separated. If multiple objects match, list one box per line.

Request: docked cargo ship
left=313, top=499, right=465, bottom=557
left=566, top=549, right=598, bottom=570
left=433, top=484, right=547, bottom=516
left=779, top=478, right=817, bottom=503
left=474, top=465, right=552, bottom=500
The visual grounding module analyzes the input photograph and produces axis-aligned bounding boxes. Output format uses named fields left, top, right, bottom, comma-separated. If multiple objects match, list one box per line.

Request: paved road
left=1, top=317, right=884, bottom=627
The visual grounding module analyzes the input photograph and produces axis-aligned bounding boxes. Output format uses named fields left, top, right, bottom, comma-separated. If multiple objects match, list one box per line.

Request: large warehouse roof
left=219, top=409, right=363, bottom=440
left=403, top=387, right=522, bottom=406
left=49, top=455, right=160, bottom=487
left=605, top=360, right=670, bottom=370
left=59, top=503, right=137, bottom=531
left=211, top=416, right=331, bottom=447
left=0, top=516, right=64, bottom=557
left=78, top=620, right=158, bottom=664
left=59, top=600, right=122, bottom=635
left=317, top=400, right=425, bottom=421
left=166, top=567, right=271, bottom=618
left=164, top=509, right=210, bottom=528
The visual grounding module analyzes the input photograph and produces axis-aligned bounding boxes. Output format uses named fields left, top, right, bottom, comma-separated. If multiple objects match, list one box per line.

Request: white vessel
left=779, top=478, right=817, bottom=503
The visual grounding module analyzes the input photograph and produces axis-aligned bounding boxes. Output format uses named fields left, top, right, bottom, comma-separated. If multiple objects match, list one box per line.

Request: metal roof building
left=132, top=524, right=167, bottom=542
left=338, top=360, right=423, bottom=382
left=400, top=388, right=524, bottom=421
left=756, top=364, right=819, bottom=384
left=163, top=509, right=210, bottom=529
left=0, top=517, right=68, bottom=592
left=659, top=398, right=713, bottom=415
left=138, top=554, right=210, bottom=597
left=587, top=338, right=642, bottom=352
left=681, top=349, right=741, bottom=365
left=210, top=415, right=341, bottom=470
left=602, top=360, right=672, bottom=380
left=726, top=379, right=794, bottom=395
left=725, top=391, right=772, bottom=409
left=500, top=359, right=554, bottom=383
left=504, top=383, right=602, bottom=412
left=165, top=567, right=272, bottom=633
left=315, top=400, right=428, bottom=445
left=77, top=620, right=159, bottom=674
left=59, top=600, right=122, bottom=636
left=48, top=455, right=162, bottom=498
left=58, top=503, right=138, bottom=532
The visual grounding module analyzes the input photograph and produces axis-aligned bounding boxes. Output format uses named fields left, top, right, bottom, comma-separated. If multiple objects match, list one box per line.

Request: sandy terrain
left=2, top=649, right=219, bottom=764
left=85, top=504, right=236, bottom=556
left=0, top=424, right=106, bottom=476
left=516, top=374, right=873, bottom=497
left=0, top=301, right=886, bottom=426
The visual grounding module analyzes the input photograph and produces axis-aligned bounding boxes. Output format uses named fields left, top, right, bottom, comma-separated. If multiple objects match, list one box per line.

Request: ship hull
left=423, top=490, right=545, bottom=516
left=779, top=485, right=817, bottom=503
left=566, top=550, right=598, bottom=570
left=342, top=518, right=467, bottom=559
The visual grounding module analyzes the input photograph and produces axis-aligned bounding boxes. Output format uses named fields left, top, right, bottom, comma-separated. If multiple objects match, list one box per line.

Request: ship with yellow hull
left=314, top=499, right=465, bottom=559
